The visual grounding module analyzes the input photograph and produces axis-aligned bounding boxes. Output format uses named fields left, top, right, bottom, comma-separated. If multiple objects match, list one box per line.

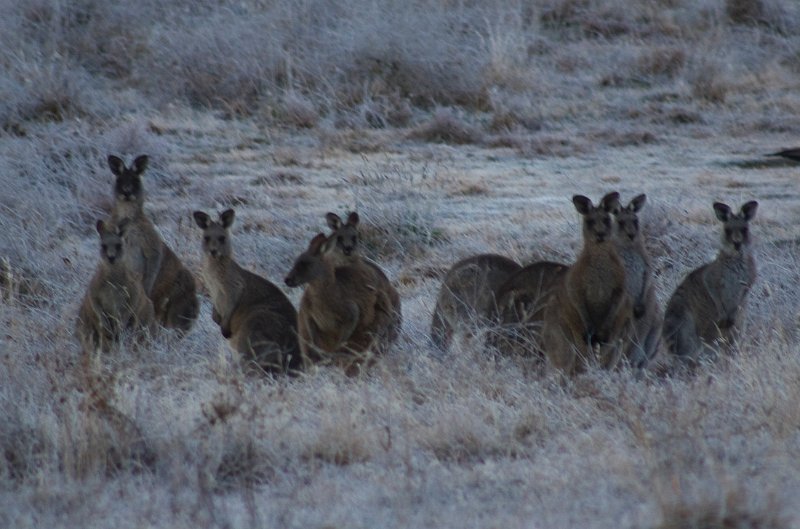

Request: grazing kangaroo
left=486, top=261, right=569, bottom=359
left=194, top=210, right=301, bottom=375
left=108, top=154, right=199, bottom=332
left=662, top=201, right=757, bottom=364
left=284, top=233, right=396, bottom=374
left=614, top=194, right=662, bottom=368
left=430, top=254, right=522, bottom=351
left=542, top=192, right=633, bottom=375
left=325, top=211, right=402, bottom=343
left=76, top=219, right=155, bottom=353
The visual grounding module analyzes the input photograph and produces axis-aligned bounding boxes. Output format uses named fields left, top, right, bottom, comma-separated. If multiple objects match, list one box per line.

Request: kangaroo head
left=96, top=219, right=128, bottom=265
left=193, top=209, right=235, bottom=259
left=326, top=211, right=360, bottom=257
left=284, top=233, right=333, bottom=288
left=573, top=192, right=620, bottom=244
left=108, top=154, right=148, bottom=207
left=714, top=200, right=757, bottom=253
left=615, top=194, right=646, bottom=242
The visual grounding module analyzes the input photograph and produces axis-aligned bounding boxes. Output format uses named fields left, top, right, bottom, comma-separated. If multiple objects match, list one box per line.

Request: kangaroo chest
left=617, top=246, right=647, bottom=302
left=203, top=261, right=243, bottom=317
left=707, top=254, right=755, bottom=316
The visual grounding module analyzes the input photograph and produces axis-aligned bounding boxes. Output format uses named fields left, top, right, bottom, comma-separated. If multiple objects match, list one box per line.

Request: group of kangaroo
left=76, top=155, right=401, bottom=375
left=432, top=191, right=758, bottom=374
left=76, top=154, right=757, bottom=377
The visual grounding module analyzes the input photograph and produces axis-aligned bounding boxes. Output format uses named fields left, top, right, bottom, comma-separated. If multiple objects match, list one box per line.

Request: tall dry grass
left=1, top=0, right=800, bottom=527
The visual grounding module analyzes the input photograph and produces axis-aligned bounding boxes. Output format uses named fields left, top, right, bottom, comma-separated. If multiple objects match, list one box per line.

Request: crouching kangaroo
left=430, top=254, right=522, bottom=351
left=108, top=154, right=198, bottom=332
left=662, top=201, right=757, bottom=365
left=542, top=192, right=633, bottom=375
left=614, top=194, right=662, bottom=368
left=194, top=210, right=301, bottom=375
left=325, top=211, right=402, bottom=344
left=76, top=219, right=155, bottom=353
left=284, top=232, right=397, bottom=375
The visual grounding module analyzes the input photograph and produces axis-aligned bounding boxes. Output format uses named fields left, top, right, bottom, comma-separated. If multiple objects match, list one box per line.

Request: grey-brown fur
left=284, top=232, right=396, bottom=375
left=108, top=154, right=198, bottom=332
left=325, top=211, right=402, bottom=344
left=662, top=200, right=758, bottom=364
left=194, top=209, right=301, bottom=375
left=430, top=254, right=521, bottom=351
left=542, top=192, right=633, bottom=375
left=76, top=219, right=155, bottom=353
left=614, top=194, right=662, bottom=368
left=486, top=261, right=569, bottom=359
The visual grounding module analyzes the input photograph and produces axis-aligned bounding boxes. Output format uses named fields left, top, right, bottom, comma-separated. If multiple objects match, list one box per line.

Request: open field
left=1, top=0, right=800, bottom=527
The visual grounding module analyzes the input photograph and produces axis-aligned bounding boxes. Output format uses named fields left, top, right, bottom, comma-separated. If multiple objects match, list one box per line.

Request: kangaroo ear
left=325, top=212, right=342, bottom=230
left=600, top=191, right=621, bottom=214
left=131, top=155, right=149, bottom=175
left=713, top=202, right=732, bottom=222
left=193, top=211, right=211, bottom=229
left=96, top=219, right=106, bottom=234
left=308, top=233, right=329, bottom=254
left=740, top=200, right=758, bottom=221
left=629, top=194, right=647, bottom=213
left=572, top=195, right=593, bottom=215
left=220, top=209, right=235, bottom=228
left=346, top=211, right=360, bottom=227
left=108, top=155, right=125, bottom=176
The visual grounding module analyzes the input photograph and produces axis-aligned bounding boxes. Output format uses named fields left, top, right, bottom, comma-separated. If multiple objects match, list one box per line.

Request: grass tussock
left=2, top=0, right=800, bottom=526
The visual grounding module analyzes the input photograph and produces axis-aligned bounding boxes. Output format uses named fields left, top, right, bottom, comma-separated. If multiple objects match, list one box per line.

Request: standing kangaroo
left=284, top=233, right=395, bottom=374
left=662, top=201, right=757, bottom=364
left=194, top=210, right=301, bottom=375
left=325, top=211, right=402, bottom=343
left=76, top=219, right=155, bottom=353
left=430, top=254, right=522, bottom=351
left=542, top=192, right=633, bottom=375
left=614, top=194, right=662, bottom=368
left=108, top=154, right=199, bottom=332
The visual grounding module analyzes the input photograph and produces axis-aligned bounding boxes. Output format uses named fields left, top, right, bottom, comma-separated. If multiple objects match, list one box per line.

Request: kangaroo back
left=487, top=261, right=568, bottom=359
left=430, top=253, right=521, bottom=351
left=194, top=210, right=299, bottom=375
left=663, top=200, right=757, bottom=364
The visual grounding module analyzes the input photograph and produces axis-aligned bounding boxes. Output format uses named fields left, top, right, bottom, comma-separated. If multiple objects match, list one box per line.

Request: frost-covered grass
left=1, top=0, right=800, bottom=527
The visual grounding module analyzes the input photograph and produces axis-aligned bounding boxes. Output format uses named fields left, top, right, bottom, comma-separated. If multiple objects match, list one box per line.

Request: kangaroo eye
left=741, top=227, right=748, bottom=236
left=725, top=228, right=732, bottom=237
left=586, top=219, right=595, bottom=227
left=204, top=236, right=210, bottom=243
left=603, top=217, right=611, bottom=227
left=115, top=244, right=122, bottom=251
left=101, top=244, right=107, bottom=252
left=337, top=236, right=344, bottom=244
left=218, top=236, right=226, bottom=244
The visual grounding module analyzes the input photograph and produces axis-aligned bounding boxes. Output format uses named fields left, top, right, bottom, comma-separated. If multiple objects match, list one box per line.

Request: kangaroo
left=76, top=219, right=155, bottom=353
left=486, top=261, right=569, bottom=359
left=542, top=192, right=633, bottom=375
left=284, top=233, right=395, bottom=375
left=108, top=154, right=199, bottom=332
left=325, top=211, right=402, bottom=343
left=430, top=254, right=522, bottom=351
left=662, top=201, right=757, bottom=365
left=194, top=209, right=301, bottom=375
left=613, top=194, right=662, bottom=368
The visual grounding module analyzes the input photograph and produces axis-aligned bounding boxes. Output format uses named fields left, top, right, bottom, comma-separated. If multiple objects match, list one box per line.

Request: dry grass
left=2, top=1, right=800, bottom=527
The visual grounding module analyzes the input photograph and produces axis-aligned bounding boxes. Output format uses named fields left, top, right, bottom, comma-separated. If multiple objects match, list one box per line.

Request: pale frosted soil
left=1, top=108, right=799, bottom=529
